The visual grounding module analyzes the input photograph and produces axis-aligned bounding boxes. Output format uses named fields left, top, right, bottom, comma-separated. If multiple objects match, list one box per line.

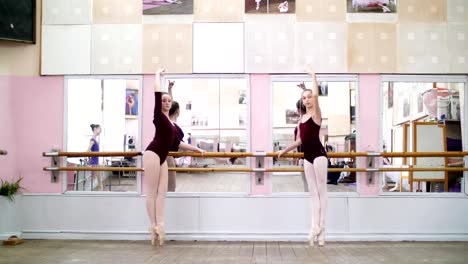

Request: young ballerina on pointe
left=143, top=68, right=204, bottom=246
left=278, top=65, right=328, bottom=246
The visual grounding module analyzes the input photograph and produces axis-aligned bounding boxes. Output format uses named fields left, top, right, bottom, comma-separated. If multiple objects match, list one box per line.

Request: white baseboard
left=19, top=231, right=468, bottom=242
left=0, top=232, right=22, bottom=240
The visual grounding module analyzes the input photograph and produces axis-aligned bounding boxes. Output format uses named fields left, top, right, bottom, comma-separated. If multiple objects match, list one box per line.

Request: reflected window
left=382, top=79, right=465, bottom=193
left=165, top=76, right=249, bottom=193
left=65, top=77, right=142, bottom=193
left=271, top=78, right=357, bottom=193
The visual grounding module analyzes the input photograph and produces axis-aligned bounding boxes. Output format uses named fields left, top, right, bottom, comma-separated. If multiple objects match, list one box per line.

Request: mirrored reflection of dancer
left=278, top=65, right=328, bottom=247
left=87, top=124, right=103, bottom=191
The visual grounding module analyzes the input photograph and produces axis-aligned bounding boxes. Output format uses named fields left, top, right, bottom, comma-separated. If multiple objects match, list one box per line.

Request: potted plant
left=0, top=177, right=23, bottom=201
left=0, top=177, right=23, bottom=245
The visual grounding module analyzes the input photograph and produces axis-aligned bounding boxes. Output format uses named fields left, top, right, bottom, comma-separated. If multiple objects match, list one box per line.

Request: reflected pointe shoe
left=154, top=225, right=165, bottom=246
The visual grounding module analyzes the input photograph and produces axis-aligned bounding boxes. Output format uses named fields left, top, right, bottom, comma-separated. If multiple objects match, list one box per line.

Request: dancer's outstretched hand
left=305, top=64, right=315, bottom=75
left=277, top=150, right=285, bottom=158
left=156, top=68, right=165, bottom=74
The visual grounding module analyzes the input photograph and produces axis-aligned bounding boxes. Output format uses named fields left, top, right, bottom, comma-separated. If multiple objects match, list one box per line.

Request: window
left=65, top=77, right=142, bottom=193
left=381, top=76, right=466, bottom=193
left=164, top=76, right=250, bottom=193
left=271, top=76, right=358, bottom=193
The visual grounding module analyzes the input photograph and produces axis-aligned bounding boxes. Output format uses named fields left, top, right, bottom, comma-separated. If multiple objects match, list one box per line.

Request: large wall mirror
left=381, top=76, right=466, bottom=193
left=163, top=76, right=250, bottom=193
left=65, top=76, right=142, bottom=193
left=271, top=76, right=358, bottom=193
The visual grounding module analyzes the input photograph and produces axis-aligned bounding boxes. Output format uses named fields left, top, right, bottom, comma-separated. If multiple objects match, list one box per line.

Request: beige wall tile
left=142, top=24, right=192, bottom=73
left=296, top=0, right=345, bottom=22
left=93, top=0, right=142, bottom=24
left=399, top=0, right=447, bottom=23
left=194, top=0, right=244, bottom=22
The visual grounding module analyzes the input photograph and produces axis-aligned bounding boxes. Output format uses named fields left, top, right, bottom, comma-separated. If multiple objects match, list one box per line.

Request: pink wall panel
left=0, top=77, right=17, bottom=183
left=357, top=75, right=380, bottom=195
left=249, top=74, right=271, bottom=195
left=11, top=76, right=64, bottom=193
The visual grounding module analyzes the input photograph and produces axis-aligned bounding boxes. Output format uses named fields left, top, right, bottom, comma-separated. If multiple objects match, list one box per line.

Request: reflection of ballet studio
left=0, top=0, right=467, bottom=262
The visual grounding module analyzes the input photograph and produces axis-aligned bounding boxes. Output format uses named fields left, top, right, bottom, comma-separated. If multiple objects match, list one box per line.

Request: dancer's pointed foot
left=154, top=225, right=165, bottom=246
left=318, top=227, right=325, bottom=247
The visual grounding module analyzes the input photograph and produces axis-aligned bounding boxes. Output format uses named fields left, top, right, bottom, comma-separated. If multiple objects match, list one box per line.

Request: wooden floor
left=1, top=240, right=467, bottom=264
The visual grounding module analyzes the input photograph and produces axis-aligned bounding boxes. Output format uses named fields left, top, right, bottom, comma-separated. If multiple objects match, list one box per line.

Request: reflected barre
left=0, top=149, right=7, bottom=155
left=43, top=166, right=143, bottom=172
left=43, top=151, right=142, bottom=157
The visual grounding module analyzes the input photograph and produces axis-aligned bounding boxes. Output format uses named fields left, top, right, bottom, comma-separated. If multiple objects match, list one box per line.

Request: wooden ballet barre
left=170, top=151, right=468, bottom=158
left=0, top=149, right=7, bottom=155
left=169, top=167, right=253, bottom=172
left=42, top=166, right=467, bottom=173
left=43, top=167, right=143, bottom=172
left=169, top=152, right=254, bottom=158
left=43, top=151, right=142, bottom=157
left=267, top=167, right=468, bottom=173
left=378, top=151, right=468, bottom=157
left=42, top=151, right=468, bottom=159
left=267, top=152, right=468, bottom=158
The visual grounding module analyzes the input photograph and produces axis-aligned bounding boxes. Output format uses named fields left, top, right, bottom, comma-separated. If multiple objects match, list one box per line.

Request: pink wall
left=249, top=74, right=271, bottom=195
left=12, top=76, right=64, bottom=193
left=0, top=77, right=17, bottom=182
left=141, top=74, right=156, bottom=194
left=357, top=75, right=381, bottom=195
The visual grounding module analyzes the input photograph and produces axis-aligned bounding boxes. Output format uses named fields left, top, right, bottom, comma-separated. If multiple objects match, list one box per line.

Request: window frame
left=269, top=74, right=360, bottom=197
left=161, top=74, right=252, bottom=198
left=379, top=74, right=468, bottom=197
left=63, top=75, right=143, bottom=196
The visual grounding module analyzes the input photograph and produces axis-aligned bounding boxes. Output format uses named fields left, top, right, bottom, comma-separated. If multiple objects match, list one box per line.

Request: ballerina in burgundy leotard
left=143, top=68, right=204, bottom=247
left=278, top=65, right=328, bottom=247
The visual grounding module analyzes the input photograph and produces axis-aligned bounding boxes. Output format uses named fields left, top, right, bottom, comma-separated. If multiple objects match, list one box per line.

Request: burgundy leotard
left=145, top=92, right=180, bottom=164
left=169, top=123, right=184, bottom=152
left=299, top=117, right=327, bottom=163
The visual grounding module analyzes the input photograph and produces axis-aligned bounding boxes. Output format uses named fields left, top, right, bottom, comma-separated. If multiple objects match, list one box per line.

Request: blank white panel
left=245, top=22, right=295, bottom=73
left=295, top=23, right=322, bottom=72
left=91, top=24, right=142, bottom=74
left=421, top=24, right=449, bottom=73
left=271, top=23, right=295, bottom=73
left=296, top=23, right=347, bottom=73
left=193, top=23, right=244, bottom=73
left=199, top=197, right=348, bottom=233
left=41, top=25, right=91, bottom=75
left=245, top=23, right=273, bottom=73
left=448, top=23, right=468, bottom=73
left=414, top=124, right=446, bottom=180
left=448, top=0, right=468, bottom=22
left=348, top=198, right=468, bottom=233
left=43, top=0, right=93, bottom=25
